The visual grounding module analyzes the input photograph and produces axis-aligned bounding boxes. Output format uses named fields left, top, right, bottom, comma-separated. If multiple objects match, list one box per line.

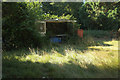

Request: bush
left=2, top=2, right=44, bottom=51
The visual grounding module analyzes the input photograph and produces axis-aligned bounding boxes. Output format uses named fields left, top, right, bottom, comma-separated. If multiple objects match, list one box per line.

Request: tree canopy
left=2, top=2, right=120, bottom=50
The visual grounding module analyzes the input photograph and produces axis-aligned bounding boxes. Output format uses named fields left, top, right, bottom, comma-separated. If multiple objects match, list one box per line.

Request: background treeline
left=2, top=2, right=120, bottom=51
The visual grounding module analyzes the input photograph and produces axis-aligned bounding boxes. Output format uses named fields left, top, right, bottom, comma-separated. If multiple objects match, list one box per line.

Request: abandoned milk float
left=35, top=19, right=76, bottom=42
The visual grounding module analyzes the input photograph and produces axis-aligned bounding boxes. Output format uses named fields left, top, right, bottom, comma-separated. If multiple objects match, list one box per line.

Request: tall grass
left=2, top=31, right=119, bottom=78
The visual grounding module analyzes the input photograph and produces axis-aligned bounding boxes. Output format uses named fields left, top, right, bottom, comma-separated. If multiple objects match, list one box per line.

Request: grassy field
left=2, top=31, right=119, bottom=78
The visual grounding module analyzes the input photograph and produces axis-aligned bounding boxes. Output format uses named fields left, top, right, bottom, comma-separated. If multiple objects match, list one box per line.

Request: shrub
left=2, top=2, right=44, bottom=51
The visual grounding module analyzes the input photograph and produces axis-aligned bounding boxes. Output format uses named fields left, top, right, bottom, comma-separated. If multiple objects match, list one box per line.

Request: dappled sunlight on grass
left=12, top=41, right=118, bottom=69
left=88, top=40, right=118, bottom=50
left=3, top=40, right=119, bottom=78
left=4, top=40, right=119, bottom=66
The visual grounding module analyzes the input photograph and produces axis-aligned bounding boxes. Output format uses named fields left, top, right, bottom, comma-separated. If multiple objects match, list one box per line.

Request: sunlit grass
left=3, top=39, right=119, bottom=78
left=88, top=40, right=118, bottom=50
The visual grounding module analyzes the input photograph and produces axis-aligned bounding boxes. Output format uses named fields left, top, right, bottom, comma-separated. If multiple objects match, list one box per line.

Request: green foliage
left=2, top=2, right=44, bottom=51
left=2, top=2, right=120, bottom=51
left=42, top=2, right=71, bottom=17
left=78, top=6, right=94, bottom=29
left=78, top=2, right=119, bottom=30
left=42, top=2, right=77, bottom=20
left=41, top=2, right=120, bottom=30
left=42, top=13, right=72, bottom=20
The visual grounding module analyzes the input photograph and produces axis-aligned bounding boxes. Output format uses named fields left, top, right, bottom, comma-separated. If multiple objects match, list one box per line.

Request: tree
left=2, top=2, right=43, bottom=51
left=78, top=2, right=120, bottom=30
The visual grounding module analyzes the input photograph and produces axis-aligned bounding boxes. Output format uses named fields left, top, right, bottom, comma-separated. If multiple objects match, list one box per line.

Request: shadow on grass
left=2, top=57, right=118, bottom=78
left=40, top=38, right=113, bottom=55
left=3, top=37, right=117, bottom=78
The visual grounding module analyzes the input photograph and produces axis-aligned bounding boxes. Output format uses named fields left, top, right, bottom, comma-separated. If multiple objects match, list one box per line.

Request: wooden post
left=77, top=29, right=83, bottom=39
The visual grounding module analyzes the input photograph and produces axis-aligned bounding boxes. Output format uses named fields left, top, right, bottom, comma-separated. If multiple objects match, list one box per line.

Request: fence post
left=77, top=29, right=83, bottom=39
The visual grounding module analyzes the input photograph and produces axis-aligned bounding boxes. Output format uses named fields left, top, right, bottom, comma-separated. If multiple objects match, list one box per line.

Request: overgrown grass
left=2, top=31, right=119, bottom=78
